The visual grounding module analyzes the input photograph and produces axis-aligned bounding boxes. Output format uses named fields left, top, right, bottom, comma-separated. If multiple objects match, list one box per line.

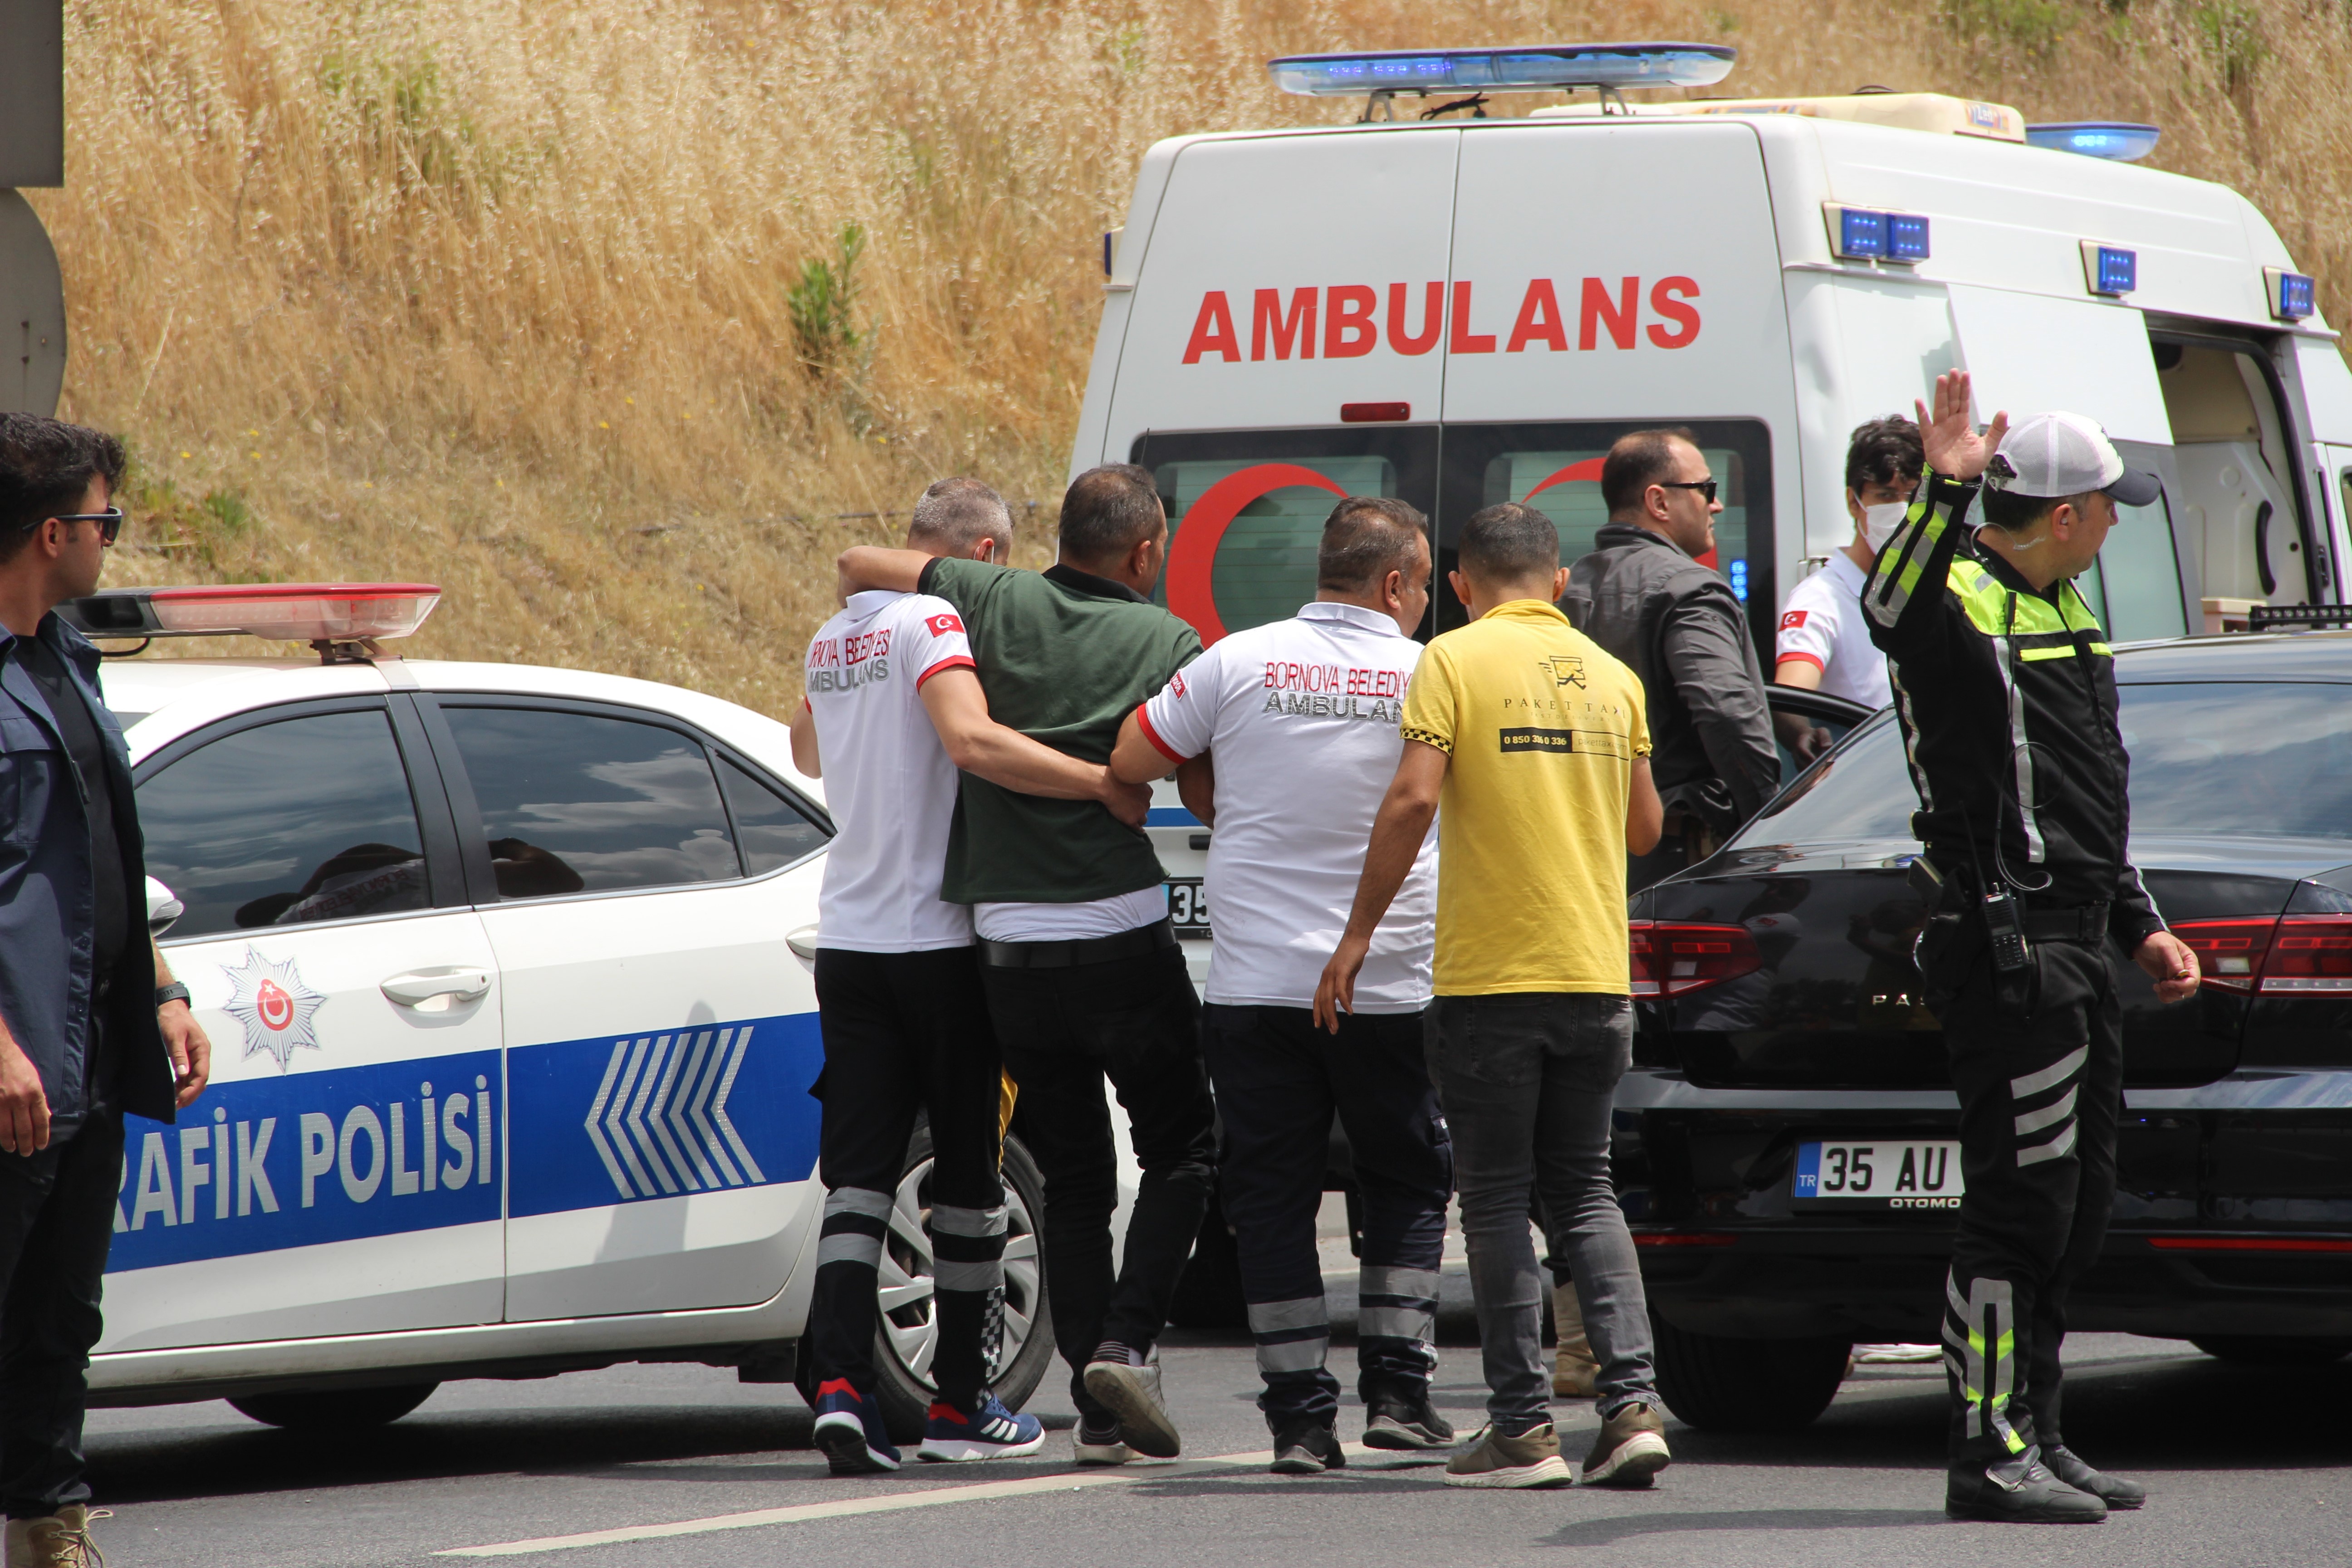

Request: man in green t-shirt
left=837, top=464, right=1215, bottom=1465
left=1316, top=502, right=1673, bottom=1493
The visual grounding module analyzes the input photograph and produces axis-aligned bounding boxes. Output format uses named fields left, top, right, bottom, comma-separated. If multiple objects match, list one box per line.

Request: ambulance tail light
left=2173, top=915, right=2352, bottom=995
left=1630, top=920, right=1762, bottom=997
left=62, top=583, right=443, bottom=645
left=2024, top=122, right=2161, bottom=162
left=1267, top=42, right=1735, bottom=98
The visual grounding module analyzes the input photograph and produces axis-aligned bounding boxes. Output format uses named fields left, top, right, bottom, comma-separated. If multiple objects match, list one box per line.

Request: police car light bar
left=61, top=583, right=443, bottom=645
left=1268, top=42, right=1735, bottom=98
left=1823, top=203, right=1931, bottom=264
left=2267, top=266, right=2317, bottom=322
left=2082, top=241, right=2138, bottom=297
left=2024, top=122, right=2161, bottom=162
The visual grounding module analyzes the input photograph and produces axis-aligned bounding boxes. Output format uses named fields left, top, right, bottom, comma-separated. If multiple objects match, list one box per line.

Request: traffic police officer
left=1864, top=372, right=2201, bottom=1524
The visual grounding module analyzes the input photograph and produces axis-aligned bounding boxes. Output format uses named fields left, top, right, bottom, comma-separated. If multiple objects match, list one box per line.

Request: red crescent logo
left=257, top=978, right=293, bottom=1031
left=1165, top=464, right=1349, bottom=644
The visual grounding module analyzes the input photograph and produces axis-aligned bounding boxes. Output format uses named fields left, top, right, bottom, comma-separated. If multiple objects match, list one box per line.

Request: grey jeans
left=1428, top=992, right=1661, bottom=1429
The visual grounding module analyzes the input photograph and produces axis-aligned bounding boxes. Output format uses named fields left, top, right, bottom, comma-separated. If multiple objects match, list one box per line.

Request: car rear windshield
left=1740, top=680, right=2352, bottom=848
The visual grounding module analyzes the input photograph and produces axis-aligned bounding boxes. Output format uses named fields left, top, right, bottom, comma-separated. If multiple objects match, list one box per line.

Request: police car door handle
left=785, top=926, right=819, bottom=962
left=379, top=967, right=494, bottom=1007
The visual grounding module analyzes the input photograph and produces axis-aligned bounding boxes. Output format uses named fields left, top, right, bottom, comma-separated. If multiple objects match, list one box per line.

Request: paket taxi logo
left=1542, top=655, right=1587, bottom=689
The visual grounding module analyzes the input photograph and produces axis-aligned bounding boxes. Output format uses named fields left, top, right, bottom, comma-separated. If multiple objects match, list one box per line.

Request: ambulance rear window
left=1481, top=446, right=1753, bottom=598
left=1154, top=455, right=1399, bottom=636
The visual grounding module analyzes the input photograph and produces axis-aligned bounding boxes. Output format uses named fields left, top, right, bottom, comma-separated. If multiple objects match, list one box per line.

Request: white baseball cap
left=1983, top=412, right=2162, bottom=507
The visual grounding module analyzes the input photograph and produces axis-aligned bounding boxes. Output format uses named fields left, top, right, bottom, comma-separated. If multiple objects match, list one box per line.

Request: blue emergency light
left=2024, top=122, right=2161, bottom=162
left=1268, top=43, right=1735, bottom=97
left=2083, top=243, right=2137, bottom=297
left=1824, top=204, right=1931, bottom=265
left=2268, top=267, right=2317, bottom=322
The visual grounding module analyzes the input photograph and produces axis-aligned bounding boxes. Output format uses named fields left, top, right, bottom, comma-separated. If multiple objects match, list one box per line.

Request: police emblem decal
left=220, top=948, right=327, bottom=1072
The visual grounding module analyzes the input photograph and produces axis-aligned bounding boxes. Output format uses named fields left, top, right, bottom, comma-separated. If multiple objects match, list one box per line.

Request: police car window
left=441, top=706, right=740, bottom=896
left=717, top=756, right=827, bottom=873
left=1483, top=446, right=1755, bottom=603
left=2115, top=682, right=2352, bottom=840
left=1149, top=455, right=1400, bottom=637
left=139, top=708, right=430, bottom=938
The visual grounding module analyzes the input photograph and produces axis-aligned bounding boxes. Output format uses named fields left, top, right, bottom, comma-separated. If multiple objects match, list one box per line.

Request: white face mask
left=1862, top=502, right=1909, bottom=551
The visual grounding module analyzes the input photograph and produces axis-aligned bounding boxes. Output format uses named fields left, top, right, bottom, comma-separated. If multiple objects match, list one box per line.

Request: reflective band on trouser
left=929, top=1203, right=1008, bottom=1294
left=931, top=1203, right=1009, bottom=1238
left=1942, top=1273, right=2027, bottom=1454
left=933, top=1256, right=1004, bottom=1291
left=1248, top=1295, right=1331, bottom=1376
left=1357, top=1264, right=1440, bottom=1344
left=816, top=1185, right=892, bottom=1268
left=2010, top=1043, right=2087, bottom=1169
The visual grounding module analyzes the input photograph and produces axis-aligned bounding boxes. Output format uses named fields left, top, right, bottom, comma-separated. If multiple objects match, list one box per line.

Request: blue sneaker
left=916, top=1392, right=1047, bottom=1462
left=810, top=1379, right=901, bottom=1475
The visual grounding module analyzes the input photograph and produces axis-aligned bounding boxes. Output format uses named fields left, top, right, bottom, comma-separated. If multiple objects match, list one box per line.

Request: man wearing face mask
left=1774, top=417, right=1920, bottom=758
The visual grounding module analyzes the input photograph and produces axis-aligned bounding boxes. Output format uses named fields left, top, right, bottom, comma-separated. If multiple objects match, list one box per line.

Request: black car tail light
left=1629, top=920, right=1762, bottom=997
left=2261, top=915, right=2352, bottom=994
left=2171, top=915, right=2352, bottom=995
left=2173, top=917, right=2277, bottom=994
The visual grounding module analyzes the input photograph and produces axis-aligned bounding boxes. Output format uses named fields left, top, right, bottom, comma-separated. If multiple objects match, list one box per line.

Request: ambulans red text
left=1181, top=278, right=1701, bottom=365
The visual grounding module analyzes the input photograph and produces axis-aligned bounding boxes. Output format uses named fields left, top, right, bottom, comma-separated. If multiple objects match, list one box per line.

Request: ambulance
left=1073, top=41, right=2352, bottom=946
left=66, top=585, right=1051, bottom=1437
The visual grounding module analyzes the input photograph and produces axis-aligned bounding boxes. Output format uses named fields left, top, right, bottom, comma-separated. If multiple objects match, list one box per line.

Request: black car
left=1622, top=630, right=2352, bottom=1431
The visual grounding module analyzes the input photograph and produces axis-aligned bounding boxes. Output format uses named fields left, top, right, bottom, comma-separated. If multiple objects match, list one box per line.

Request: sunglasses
left=1657, top=479, right=1719, bottom=505
left=54, top=508, right=125, bottom=546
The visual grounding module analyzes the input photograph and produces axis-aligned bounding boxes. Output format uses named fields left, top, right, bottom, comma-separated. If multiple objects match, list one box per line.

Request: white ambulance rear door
left=1442, top=118, right=1798, bottom=647
left=2288, top=334, right=2352, bottom=604
left=1102, top=127, right=1462, bottom=442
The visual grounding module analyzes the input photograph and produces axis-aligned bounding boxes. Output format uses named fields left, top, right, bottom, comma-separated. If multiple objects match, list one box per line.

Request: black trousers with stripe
left=808, top=947, right=1008, bottom=1409
left=1936, top=936, right=2123, bottom=1471
left=1200, top=1004, right=1452, bottom=1428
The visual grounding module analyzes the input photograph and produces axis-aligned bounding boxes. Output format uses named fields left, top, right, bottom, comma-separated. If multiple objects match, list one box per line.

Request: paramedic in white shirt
left=1108, top=496, right=1455, bottom=1476
left=1773, top=416, right=1922, bottom=759
left=786, top=479, right=1147, bottom=1475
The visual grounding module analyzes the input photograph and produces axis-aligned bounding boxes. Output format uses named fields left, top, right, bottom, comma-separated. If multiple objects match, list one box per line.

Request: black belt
left=2021, top=902, right=2109, bottom=943
left=980, top=919, right=1177, bottom=970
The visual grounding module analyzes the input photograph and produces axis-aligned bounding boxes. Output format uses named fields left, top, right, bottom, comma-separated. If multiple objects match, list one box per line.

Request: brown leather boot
left=5, top=1505, right=109, bottom=1568
left=1552, top=1282, right=1599, bottom=1398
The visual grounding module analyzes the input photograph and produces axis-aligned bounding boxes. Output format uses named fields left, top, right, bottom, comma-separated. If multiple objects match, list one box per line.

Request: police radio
left=1980, top=886, right=2032, bottom=974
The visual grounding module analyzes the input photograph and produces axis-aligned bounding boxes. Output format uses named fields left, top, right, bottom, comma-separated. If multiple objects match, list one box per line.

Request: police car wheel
left=227, top=1382, right=440, bottom=1431
left=855, top=1127, right=1053, bottom=1443
left=2190, top=1334, right=2352, bottom=1367
left=1650, top=1316, right=1849, bottom=1432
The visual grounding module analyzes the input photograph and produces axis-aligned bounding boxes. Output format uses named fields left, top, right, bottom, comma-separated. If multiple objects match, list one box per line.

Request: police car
left=69, top=583, right=1050, bottom=1437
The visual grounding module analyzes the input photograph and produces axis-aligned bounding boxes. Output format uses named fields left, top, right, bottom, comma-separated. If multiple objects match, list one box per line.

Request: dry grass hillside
left=34, top=0, right=2352, bottom=714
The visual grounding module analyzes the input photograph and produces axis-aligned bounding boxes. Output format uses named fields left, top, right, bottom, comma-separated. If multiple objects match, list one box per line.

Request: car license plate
left=1166, top=878, right=1210, bottom=938
left=1794, top=1139, right=1963, bottom=1207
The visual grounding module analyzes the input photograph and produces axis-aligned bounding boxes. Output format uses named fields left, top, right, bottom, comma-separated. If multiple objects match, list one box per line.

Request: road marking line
left=439, top=1443, right=1417, bottom=1556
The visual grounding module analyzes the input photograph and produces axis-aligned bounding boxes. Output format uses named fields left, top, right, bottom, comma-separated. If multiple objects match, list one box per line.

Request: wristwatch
left=154, top=982, right=191, bottom=1009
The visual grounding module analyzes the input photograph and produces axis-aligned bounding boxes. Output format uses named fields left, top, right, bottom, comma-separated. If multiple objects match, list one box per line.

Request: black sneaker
left=2043, top=1444, right=2146, bottom=1510
left=1361, top=1382, right=1455, bottom=1450
left=1269, top=1419, right=1346, bottom=1475
left=1946, top=1447, right=2108, bottom=1524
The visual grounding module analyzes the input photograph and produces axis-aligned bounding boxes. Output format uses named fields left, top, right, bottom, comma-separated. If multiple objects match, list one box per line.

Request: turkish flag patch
left=925, top=612, right=964, bottom=637
left=1169, top=671, right=1187, bottom=698
left=1779, top=609, right=1809, bottom=631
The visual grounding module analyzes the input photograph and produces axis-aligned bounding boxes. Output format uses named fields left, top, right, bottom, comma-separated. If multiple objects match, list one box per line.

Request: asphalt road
left=86, top=1330, right=2350, bottom=1567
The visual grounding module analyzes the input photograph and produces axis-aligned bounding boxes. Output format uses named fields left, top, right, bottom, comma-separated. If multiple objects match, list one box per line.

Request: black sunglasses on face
left=54, top=508, right=124, bottom=546
left=1657, top=479, right=1719, bottom=505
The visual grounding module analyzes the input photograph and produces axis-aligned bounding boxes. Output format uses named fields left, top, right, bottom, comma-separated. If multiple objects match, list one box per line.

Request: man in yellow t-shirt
left=1315, top=502, right=1669, bottom=1494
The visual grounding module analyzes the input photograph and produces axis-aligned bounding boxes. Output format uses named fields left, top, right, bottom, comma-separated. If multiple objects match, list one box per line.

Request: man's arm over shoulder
left=1660, top=585, right=1780, bottom=823
left=1112, top=642, right=1223, bottom=784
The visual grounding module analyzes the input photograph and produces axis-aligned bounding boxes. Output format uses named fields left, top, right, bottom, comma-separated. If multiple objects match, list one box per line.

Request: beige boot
left=5, top=1505, right=108, bottom=1568
left=1551, top=1282, right=1599, bottom=1398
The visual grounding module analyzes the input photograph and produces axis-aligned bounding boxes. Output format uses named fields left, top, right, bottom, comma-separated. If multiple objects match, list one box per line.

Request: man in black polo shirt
left=838, top=464, right=1215, bottom=1464
left=0, top=415, right=211, bottom=1566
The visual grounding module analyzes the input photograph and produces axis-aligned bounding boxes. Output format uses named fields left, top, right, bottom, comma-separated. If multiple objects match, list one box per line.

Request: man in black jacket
left=1561, top=429, right=1779, bottom=887
left=1864, top=372, right=2200, bottom=1524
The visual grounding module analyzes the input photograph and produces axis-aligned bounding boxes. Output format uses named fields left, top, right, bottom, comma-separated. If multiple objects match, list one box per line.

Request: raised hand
left=1913, top=370, right=2010, bottom=482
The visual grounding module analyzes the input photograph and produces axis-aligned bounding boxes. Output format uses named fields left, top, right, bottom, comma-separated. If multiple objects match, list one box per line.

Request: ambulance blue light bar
left=1268, top=42, right=1735, bottom=97
left=1823, top=204, right=1931, bottom=264
left=2024, top=122, right=2161, bottom=162
left=2082, top=242, right=2137, bottom=297
left=2267, top=267, right=2317, bottom=322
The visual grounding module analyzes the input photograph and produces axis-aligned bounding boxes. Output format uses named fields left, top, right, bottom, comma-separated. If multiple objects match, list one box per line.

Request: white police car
left=71, top=583, right=1048, bottom=1436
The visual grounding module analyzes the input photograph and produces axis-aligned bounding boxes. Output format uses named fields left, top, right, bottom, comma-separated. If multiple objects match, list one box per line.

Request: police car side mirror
left=146, top=876, right=184, bottom=938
